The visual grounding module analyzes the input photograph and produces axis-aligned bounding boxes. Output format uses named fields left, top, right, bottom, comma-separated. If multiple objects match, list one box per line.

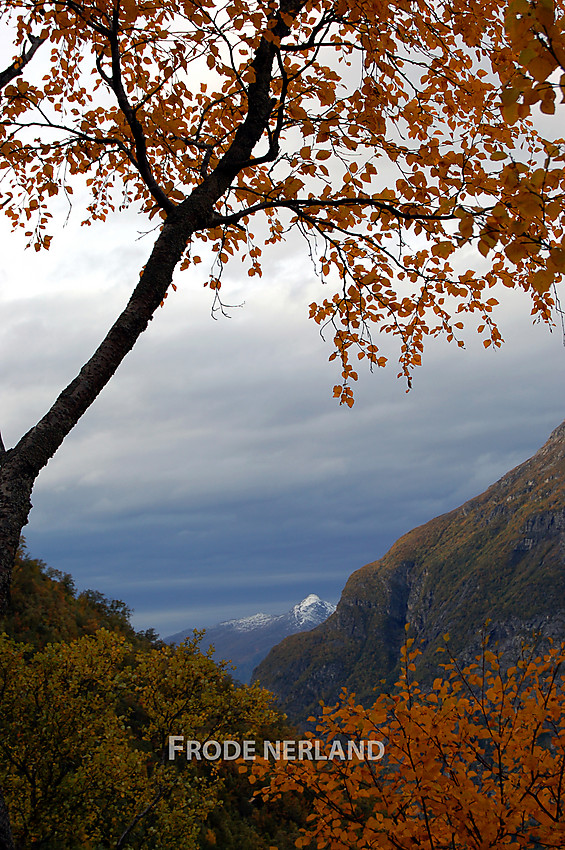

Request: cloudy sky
left=1, top=190, right=564, bottom=639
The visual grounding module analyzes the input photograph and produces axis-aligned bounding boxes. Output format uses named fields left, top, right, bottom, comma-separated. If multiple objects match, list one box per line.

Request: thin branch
left=278, top=10, right=337, bottom=53
left=115, top=786, right=165, bottom=849
left=63, top=0, right=112, bottom=37
left=213, top=195, right=462, bottom=226
left=105, top=14, right=176, bottom=213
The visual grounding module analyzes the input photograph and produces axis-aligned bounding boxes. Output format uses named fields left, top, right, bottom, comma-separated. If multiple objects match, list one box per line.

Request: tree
left=0, top=2, right=562, bottom=845
left=0, top=628, right=281, bottom=848
left=0, top=548, right=308, bottom=849
left=0, top=0, right=563, bottom=614
left=249, top=634, right=565, bottom=849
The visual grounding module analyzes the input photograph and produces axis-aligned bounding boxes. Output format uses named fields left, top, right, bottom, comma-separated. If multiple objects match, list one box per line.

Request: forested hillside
left=0, top=540, right=160, bottom=649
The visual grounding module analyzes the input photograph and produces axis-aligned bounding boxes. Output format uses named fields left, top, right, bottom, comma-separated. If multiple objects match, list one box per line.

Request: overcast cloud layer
left=1, top=207, right=564, bottom=638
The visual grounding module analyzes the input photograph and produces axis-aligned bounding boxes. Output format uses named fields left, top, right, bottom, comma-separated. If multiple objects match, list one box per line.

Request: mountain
left=253, top=419, right=565, bottom=724
left=165, top=594, right=336, bottom=683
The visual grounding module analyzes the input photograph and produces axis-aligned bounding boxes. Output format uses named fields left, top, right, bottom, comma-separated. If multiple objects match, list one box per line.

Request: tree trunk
left=0, top=204, right=203, bottom=615
left=0, top=791, right=14, bottom=850
left=0, top=14, right=294, bottom=842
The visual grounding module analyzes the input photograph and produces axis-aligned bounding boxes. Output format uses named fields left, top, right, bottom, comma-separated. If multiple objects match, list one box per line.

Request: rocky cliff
left=253, top=419, right=565, bottom=723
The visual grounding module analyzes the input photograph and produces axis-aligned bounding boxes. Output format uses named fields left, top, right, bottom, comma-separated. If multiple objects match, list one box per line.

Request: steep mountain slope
left=166, top=594, right=335, bottom=683
left=253, top=419, right=565, bottom=723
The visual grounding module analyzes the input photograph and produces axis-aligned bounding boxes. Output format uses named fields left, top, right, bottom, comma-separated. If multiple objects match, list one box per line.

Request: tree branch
left=0, top=34, right=45, bottom=93
left=104, top=19, right=176, bottom=213
left=115, top=786, right=165, bottom=849
left=213, top=195, right=461, bottom=226
left=192, top=0, right=307, bottom=203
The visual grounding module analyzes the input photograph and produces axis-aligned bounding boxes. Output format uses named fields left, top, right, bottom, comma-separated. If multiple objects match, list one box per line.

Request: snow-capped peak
left=298, top=593, right=322, bottom=608
left=165, top=593, right=336, bottom=646
left=164, top=593, right=337, bottom=681
left=291, top=594, right=336, bottom=628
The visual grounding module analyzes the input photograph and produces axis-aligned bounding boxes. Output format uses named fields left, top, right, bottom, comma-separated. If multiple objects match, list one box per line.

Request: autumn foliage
left=250, top=632, right=565, bottom=849
left=0, top=627, right=284, bottom=849
left=503, top=0, right=565, bottom=122
left=1, top=0, right=565, bottom=403
left=1, top=0, right=565, bottom=617
left=1, top=1, right=565, bottom=845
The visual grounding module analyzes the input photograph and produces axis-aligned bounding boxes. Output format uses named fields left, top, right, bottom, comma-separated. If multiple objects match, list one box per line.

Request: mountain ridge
left=166, top=593, right=336, bottom=683
left=253, top=419, right=565, bottom=723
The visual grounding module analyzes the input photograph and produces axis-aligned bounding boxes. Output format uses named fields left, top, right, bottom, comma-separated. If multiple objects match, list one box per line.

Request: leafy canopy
left=1, top=0, right=564, bottom=401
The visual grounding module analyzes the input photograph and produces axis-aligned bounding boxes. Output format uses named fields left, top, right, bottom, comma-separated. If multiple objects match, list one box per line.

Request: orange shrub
left=249, top=632, right=565, bottom=849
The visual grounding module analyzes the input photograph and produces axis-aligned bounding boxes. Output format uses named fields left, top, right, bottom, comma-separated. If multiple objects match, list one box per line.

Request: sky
left=1, top=199, right=563, bottom=640
left=0, top=1, right=563, bottom=644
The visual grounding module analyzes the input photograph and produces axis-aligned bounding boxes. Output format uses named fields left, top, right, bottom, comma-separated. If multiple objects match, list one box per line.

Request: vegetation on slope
left=0, top=539, right=160, bottom=650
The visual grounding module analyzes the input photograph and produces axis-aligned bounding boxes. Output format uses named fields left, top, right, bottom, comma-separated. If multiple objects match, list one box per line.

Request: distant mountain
left=165, top=594, right=336, bottom=683
left=253, top=419, right=565, bottom=724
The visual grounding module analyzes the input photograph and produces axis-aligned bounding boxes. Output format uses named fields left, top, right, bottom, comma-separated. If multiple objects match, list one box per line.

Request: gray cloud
left=1, top=212, right=564, bottom=636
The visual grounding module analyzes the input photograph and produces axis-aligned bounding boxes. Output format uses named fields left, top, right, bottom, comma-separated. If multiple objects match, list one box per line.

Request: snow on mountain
left=218, top=612, right=276, bottom=632
left=291, top=594, right=336, bottom=628
left=165, top=594, right=336, bottom=683
left=215, top=594, right=336, bottom=634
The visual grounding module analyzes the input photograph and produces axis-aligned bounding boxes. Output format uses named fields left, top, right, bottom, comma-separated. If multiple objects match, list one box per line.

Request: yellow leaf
left=549, top=247, right=565, bottom=271
left=457, top=212, right=474, bottom=240
left=503, top=103, right=522, bottom=124
left=431, top=241, right=454, bottom=258
left=478, top=239, right=490, bottom=257
left=528, top=54, right=558, bottom=83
